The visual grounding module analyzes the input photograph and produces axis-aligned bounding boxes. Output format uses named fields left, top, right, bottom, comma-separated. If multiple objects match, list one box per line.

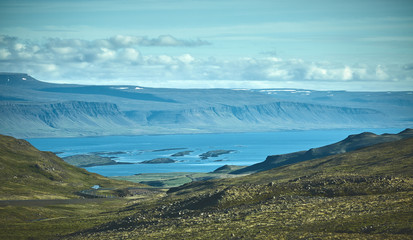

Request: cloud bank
left=0, top=35, right=412, bottom=91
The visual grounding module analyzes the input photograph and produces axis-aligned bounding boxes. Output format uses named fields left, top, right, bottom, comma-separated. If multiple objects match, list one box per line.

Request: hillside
left=64, top=135, right=413, bottom=239
left=0, top=134, right=139, bottom=200
left=1, top=73, right=412, bottom=138
left=232, top=128, right=413, bottom=174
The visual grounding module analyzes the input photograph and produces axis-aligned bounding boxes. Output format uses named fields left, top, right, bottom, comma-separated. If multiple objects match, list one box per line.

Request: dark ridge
left=0, top=73, right=55, bottom=88
left=232, top=128, right=413, bottom=174
left=212, top=165, right=246, bottom=173
left=399, top=128, right=413, bottom=135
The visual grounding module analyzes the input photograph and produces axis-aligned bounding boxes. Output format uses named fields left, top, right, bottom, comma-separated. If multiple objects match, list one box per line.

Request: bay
left=27, top=128, right=403, bottom=176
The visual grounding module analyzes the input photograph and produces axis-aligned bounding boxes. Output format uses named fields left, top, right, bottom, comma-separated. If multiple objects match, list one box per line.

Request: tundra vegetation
left=0, top=134, right=412, bottom=239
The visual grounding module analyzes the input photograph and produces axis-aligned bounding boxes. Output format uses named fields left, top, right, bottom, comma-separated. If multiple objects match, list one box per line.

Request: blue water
left=27, top=128, right=403, bottom=176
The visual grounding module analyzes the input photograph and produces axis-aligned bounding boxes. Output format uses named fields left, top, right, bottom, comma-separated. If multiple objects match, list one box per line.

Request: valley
left=0, top=129, right=412, bottom=239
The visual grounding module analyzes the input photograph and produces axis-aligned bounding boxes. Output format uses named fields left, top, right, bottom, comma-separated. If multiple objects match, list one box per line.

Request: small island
left=63, top=154, right=132, bottom=167
left=140, top=158, right=176, bottom=164
left=171, top=150, right=193, bottom=157
left=199, top=150, right=234, bottom=159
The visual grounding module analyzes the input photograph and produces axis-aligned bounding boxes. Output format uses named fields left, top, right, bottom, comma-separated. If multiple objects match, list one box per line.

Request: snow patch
left=111, top=87, right=128, bottom=90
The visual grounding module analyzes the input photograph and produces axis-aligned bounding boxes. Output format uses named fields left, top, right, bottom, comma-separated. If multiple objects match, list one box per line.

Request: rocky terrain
left=64, top=136, right=413, bottom=239
left=0, top=132, right=412, bottom=239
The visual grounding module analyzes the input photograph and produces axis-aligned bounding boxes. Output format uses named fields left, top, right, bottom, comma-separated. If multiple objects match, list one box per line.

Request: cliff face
left=1, top=100, right=385, bottom=138
left=0, top=101, right=134, bottom=137
left=130, top=101, right=384, bottom=129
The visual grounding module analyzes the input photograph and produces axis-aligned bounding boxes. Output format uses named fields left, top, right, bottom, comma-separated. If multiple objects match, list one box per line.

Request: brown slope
left=0, top=134, right=138, bottom=200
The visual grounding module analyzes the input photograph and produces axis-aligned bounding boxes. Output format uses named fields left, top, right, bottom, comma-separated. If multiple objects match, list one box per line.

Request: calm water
left=27, top=128, right=402, bottom=176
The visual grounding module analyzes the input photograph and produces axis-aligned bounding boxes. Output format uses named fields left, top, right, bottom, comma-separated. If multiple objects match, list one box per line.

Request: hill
left=1, top=73, right=412, bottom=138
left=64, top=134, right=413, bottom=239
left=232, top=128, right=413, bottom=174
left=0, top=134, right=139, bottom=200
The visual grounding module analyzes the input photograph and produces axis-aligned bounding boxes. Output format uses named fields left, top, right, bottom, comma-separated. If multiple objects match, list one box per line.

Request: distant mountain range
left=1, top=73, right=412, bottom=138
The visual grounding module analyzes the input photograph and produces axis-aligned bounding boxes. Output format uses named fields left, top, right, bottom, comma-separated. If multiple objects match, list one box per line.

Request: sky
left=0, top=0, right=413, bottom=91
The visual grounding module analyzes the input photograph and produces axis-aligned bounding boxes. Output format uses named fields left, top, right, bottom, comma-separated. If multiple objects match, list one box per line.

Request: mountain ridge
left=1, top=73, right=412, bottom=138
left=232, top=128, right=413, bottom=174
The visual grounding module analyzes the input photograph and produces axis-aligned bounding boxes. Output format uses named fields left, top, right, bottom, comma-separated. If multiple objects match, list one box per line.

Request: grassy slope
left=0, top=134, right=158, bottom=240
left=0, top=134, right=140, bottom=200
left=1, top=134, right=412, bottom=239
left=70, top=137, right=413, bottom=239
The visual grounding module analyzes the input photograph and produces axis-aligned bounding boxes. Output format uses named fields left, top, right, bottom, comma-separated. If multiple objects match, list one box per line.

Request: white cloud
left=107, top=34, right=210, bottom=48
left=0, top=34, right=412, bottom=91
left=96, top=48, right=116, bottom=61
left=375, top=65, right=389, bottom=81
left=157, top=55, right=175, bottom=65
left=51, top=46, right=74, bottom=55
left=342, top=66, right=353, bottom=81
left=118, top=48, right=140, bottom=62
left=109, top=35, right=141, bottom=47
left=14, top=43, right=26, bottom=51
left=0, top=48, right=11, bottom=59
left=156, top=35, right=180, bottom=46
left=178, top=54, right=195, bottom=64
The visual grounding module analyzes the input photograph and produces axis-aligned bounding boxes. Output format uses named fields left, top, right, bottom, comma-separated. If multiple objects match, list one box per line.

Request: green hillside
left=0, top=134, right=139, bottom=200
left=1, top=134, right=412, bottom=239
left=71, top=137, right=413, bottom=239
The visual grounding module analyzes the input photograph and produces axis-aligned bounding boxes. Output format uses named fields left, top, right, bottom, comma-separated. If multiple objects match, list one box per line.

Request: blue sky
left=0, top=0, right=412, bottom=90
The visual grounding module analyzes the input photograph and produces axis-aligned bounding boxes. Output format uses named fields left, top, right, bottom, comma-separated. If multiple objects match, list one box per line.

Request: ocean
left=27, top=128, right=403, bottom=176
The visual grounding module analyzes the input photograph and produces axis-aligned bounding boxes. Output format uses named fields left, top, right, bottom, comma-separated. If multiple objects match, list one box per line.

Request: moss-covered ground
left=1, top=135, right=412, bottom=239
left=61, top=138, right=413, bottom=239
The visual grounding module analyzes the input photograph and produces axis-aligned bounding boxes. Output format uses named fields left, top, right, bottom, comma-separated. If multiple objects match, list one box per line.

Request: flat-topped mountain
left=1, top=73, right=412, bottom=138
left=232, top=128, right=413, bottom=174
left=0, top=72, right=55, bottom=88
